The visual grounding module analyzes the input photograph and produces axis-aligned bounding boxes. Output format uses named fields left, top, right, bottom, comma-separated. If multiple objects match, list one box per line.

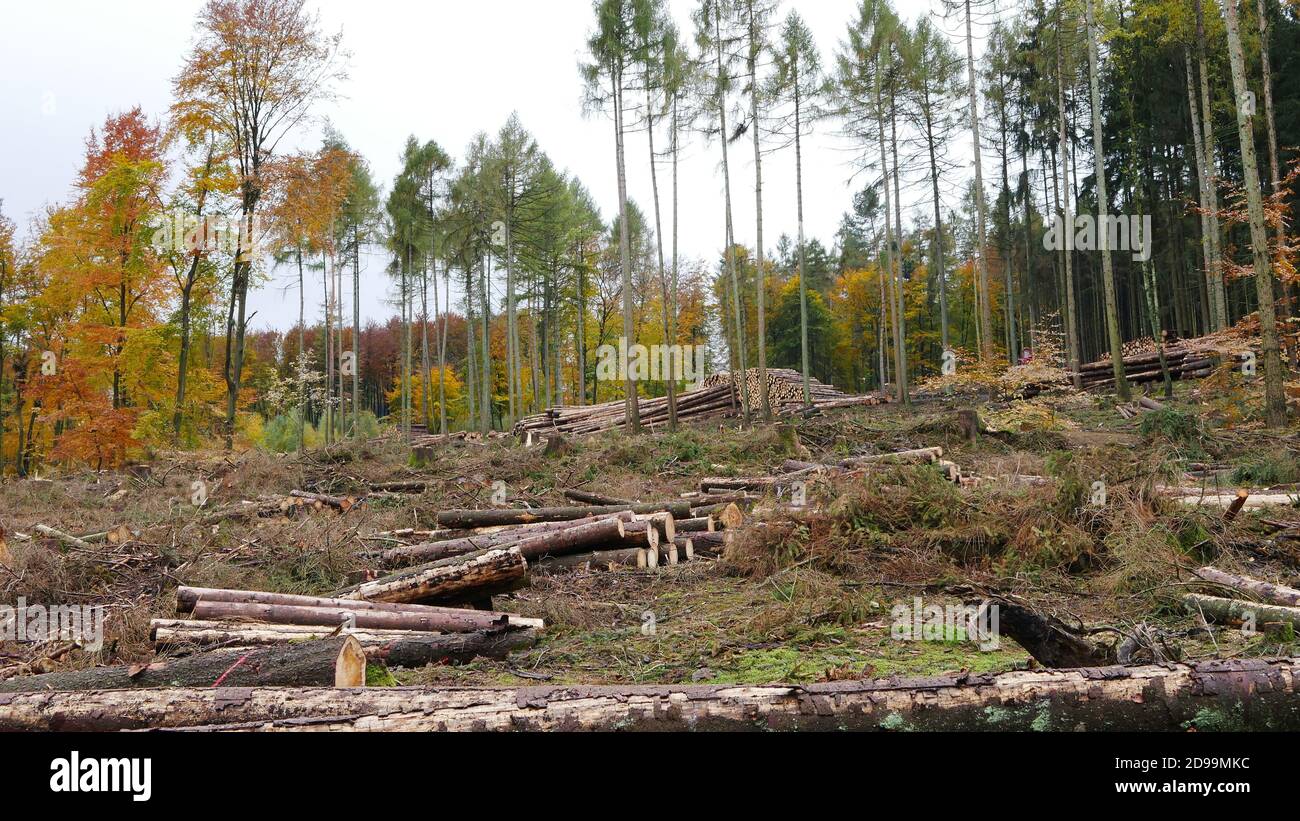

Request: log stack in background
left=1076, top=346, right=1219, bottom=391
left=512, top=369, right=885, bottom=438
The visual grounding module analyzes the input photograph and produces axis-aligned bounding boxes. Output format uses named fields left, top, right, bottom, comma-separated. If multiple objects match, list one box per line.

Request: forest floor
left=1, top=379, right=1298, bottom=689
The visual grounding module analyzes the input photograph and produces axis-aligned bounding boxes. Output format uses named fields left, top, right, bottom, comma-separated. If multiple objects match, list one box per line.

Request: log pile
left=513, top=382, right=737, bottom=437
left=142, top=586, right=543, bottom=672
left=1078, top=346, right=1221, bottom=391
left=703, top=368, right=886, bottom=416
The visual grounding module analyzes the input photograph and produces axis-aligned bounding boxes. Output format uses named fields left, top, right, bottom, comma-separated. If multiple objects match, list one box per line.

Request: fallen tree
left=0, top=637, right=366, bottom=693
left=4, top=659, right=1297, bottom=731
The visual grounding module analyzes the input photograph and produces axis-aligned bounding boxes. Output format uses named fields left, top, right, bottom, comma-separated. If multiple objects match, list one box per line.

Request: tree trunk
left=1221, top=0, right=1288, bottom=427
left=435, top=502, right=690, bottom=529
left=613, top=64, right=640, bottom=432
left=965, top=0, right=994, bottom=360
left=9, top=659, right=1298, bottom=731
left=1185, top=592, right=1300, bottom=630
left=1196, top=0, right=1229, bottom=329
left=383, top=516, right=625, bottom=566
left=0, top=637, right=365, bottom=693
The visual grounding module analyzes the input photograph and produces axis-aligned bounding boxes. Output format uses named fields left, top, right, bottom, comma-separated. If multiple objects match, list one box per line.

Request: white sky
left=0, top=0, right=975, bottom=332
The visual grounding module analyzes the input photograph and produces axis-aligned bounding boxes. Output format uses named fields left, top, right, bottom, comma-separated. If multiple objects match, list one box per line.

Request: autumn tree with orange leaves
left=172, top=0, right=346, bottom=449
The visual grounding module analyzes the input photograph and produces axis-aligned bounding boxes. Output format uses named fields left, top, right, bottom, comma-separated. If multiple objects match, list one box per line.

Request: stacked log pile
left=512, top=370, right=885, bottom=438
left=1077, top=347, right=1219, bottom=391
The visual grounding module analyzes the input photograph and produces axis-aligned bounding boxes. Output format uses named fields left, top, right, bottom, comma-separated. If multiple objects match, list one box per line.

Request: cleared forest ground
left=1, top=382, right=1297, bottom=702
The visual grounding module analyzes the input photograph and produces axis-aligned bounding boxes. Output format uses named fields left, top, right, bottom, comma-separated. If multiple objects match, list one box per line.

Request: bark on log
left=289, top=490, right=357, bottom=512
left=362, top=629, right=538, bottom=668
left=7, top=659, right=1298, bottom=731
left=154, top=620, right=441, bottom=649
left=991, top=598, right=1115, bottom=667
left=174, top=587, right=541, bottom=629
left=0, top=637, right=366, bottom=693
left=187, top=600, right=536, bottom=634
left=1184, top=593, right=1300, bottom=631
left=563, top=489, right=633, bottom=506
left=335, top=547, right=528, bottom=606
left=532, top=547, right=649, bottom=574
left=435, top=502, right=690, bottom=529
left=1194, top=567, right=1300, bottom=607
left=383, top=516, right=626, bottom=566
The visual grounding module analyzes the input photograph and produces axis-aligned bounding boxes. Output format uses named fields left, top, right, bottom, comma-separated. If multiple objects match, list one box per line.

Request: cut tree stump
left=0, top=636, right=367, bottom=693
left=6, top=659, right=1298, bottom=731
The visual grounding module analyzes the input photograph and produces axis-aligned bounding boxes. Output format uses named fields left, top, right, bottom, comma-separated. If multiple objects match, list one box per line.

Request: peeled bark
left=6, top=659, right=1298, bottom=731
left=0, top=637, right=366, bottom=693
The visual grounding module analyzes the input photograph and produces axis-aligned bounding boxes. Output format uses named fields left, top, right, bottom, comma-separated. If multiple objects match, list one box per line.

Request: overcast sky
left=0, top=0, right=975, bottom=333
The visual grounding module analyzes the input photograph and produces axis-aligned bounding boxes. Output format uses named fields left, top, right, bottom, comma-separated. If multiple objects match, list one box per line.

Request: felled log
left=188, top=600, right=537, bottom=634
left=174, top=587, right=541, bottom=630
left=436, top=501, right=691, bottom=529
left=0, top=636, right=366, bottom=693
left=289, top=490, right=357, bottom=512
left=1175, top=492, right=1297, bottom=510
left=621, top=520, right=660, bottom=551
left=152, top=621, right=538, bottom=665
left=383, top=516, right=626, bottom=566
left=1194, top=567, right=1300, bottom=607
left=675, top=516, right=715, bottom=533
left=563, top=489, right=633, bottom=506
left=1184, top=593, right=1300, bottom=631
left=335, top=547, right=528, bottom=606
left=10, top=659, right=1300, bottom=731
